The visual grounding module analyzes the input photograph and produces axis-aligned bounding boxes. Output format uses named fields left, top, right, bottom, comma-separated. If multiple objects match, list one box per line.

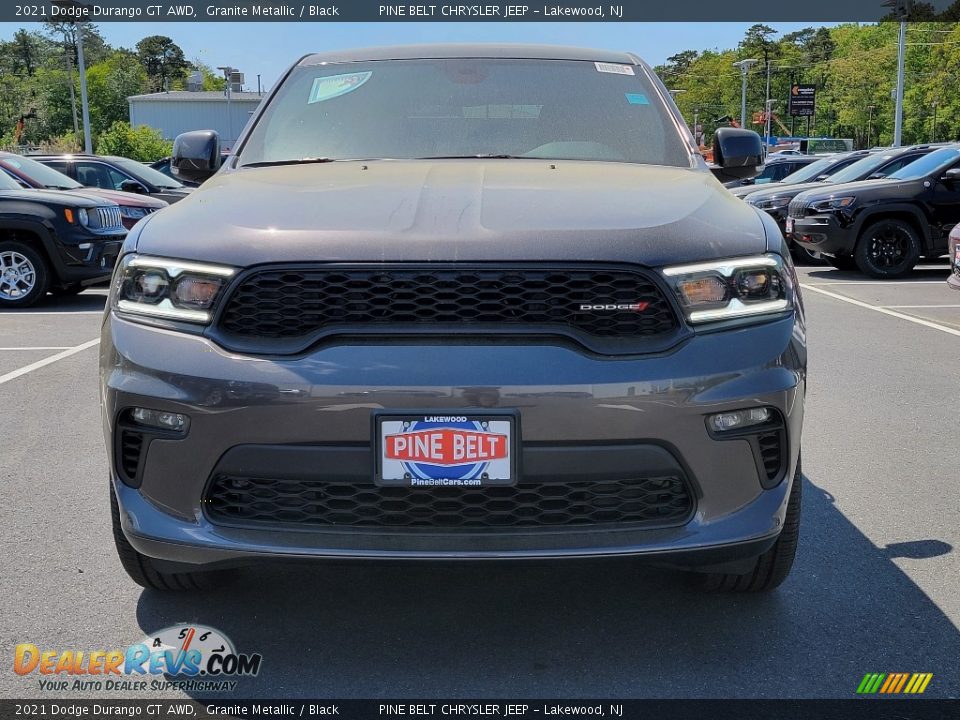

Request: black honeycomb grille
left=204, top=475, right=694, bottom=529
left=217, top=266, right=678, bottom=344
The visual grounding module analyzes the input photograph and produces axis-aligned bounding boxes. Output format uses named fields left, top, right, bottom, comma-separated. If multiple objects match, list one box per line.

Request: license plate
left=785, top=217, right=794, bottom=235
left=954, top=242, right=960, bottom=270
left=374, top=412, right=518, bottom=487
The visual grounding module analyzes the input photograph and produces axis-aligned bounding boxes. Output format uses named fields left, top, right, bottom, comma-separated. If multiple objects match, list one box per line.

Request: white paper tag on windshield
left=595, top=62, right=635, bottom=76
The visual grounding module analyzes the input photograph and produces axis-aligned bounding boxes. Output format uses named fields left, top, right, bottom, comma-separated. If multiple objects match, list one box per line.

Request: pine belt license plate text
left=375, top=413, right=517, bottom=487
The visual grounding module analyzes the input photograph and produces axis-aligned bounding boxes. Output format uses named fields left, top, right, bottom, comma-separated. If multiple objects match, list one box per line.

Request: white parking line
left=0, top=339, right=100, bottom=386
left=0, top=347, right=73, bottom=351
left=883, top=304, right=960, bottom=309
left=806, top=280, right=947, bottom=286
left=801, top=284, right=960, bottom=338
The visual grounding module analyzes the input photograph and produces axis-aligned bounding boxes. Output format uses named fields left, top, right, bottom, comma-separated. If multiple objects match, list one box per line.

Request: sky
left=0, top=22, right=837, bottom=91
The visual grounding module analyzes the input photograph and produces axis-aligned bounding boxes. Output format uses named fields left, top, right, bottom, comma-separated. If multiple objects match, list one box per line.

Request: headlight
left=119, top=206, right=148, bottom=219
left=748, top=196, right=790, bottom=210
left=808, top=196, right=855, bottom=213
left=77, top=208, right=89, bottom=227
left=111, top=254, right=236, bottom=324
left=661, top=254, right=794, bottom=324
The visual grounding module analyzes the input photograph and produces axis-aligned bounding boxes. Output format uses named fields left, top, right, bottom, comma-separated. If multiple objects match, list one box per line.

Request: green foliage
left=658, top=21, right=960, bottom=148
left=136, top=35, right=190, bottom=92
left=85, top=51, right=148, bottom=137
left=95, top=121, right=172, bottom=162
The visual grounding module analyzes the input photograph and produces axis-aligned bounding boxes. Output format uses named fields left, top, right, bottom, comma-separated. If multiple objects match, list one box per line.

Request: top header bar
left=9, top=0, right=960, bottom=23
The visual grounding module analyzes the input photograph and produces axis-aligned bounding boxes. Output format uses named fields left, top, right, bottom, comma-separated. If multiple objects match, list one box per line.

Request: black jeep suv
left=789, top=145, right=960, bottom=278
left=743, top=146, right=937, bottom=263
left=0, top=167, right=126, bottom=306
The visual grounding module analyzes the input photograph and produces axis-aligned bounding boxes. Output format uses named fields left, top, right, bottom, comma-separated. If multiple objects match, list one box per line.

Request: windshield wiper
left=242, top=157, right=338, bottom=168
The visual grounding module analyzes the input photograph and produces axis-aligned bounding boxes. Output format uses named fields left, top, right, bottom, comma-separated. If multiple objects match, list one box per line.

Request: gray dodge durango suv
left=102, top=45, right=806, bottom=592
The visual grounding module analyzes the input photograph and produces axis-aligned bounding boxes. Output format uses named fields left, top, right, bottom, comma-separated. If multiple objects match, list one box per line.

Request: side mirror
left=940, top=167, right=960, bottom=183
left=711, top=128, right=765, bottom=183
left=120, top=180, right=146, bottom=194
left=867, top=173, right=886, bottom=180
left=172, top=130, right=221, bottom=184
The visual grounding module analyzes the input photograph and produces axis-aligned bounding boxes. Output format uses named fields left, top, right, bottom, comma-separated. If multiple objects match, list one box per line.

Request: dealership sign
left=789, top=84, right=816, bottom=117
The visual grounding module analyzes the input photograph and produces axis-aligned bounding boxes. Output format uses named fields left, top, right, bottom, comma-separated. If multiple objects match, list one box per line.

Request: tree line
left=0, top=24, right=226, bottom=153
left=655, top=22, right=960, bottom=149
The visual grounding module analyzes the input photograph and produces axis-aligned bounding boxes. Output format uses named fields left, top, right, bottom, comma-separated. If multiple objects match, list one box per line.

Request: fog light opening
left=708, top=407, right=772, bottom=433
left=129, top=407, right=188, bottom=432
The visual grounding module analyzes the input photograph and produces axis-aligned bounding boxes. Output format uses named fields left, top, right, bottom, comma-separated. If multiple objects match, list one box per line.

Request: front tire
left=854, top=218, right=922, bottom=279
left=698, top=458, right=802, bottom=593
left=111, top=484, right=227, bottom=591
left=0, top=240, right=50, bottom=308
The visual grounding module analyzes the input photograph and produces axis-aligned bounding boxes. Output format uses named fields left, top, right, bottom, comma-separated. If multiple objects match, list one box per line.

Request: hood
left=741, top=181, right=831, bottom=203
left=793, top=177, right=912, bottom=203
left=66, top=187, right=168, bottom=208
left=0, top=187, right=113, bottom=208
left=728, top=183, right=775, bottom=198
left=135, top=160, right=769, bottom=267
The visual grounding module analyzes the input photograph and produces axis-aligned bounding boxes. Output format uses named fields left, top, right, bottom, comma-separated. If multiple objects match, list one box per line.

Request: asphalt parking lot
left=1, top=262, right=958, bottom=700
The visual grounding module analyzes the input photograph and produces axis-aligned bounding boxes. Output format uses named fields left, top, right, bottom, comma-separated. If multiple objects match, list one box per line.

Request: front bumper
left=102, top=311, right=805, bottom=566
left=791, top=213, right=855, bottom=256
left=56, top=232, right=126, bottom=283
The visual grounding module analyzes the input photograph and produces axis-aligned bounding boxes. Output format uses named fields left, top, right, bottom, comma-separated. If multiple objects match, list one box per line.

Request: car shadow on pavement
left=23, top=293, right=107, bottom=313
left=135, top=475, right=959, bottom=699
left=803, top=266, right=950, bottom=282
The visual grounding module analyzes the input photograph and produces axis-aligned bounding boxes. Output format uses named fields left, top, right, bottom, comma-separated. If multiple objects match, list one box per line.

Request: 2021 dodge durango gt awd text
left=101, top=45, right=806, bottom=593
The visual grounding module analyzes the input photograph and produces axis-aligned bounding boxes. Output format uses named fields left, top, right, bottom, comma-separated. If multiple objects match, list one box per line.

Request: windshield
left=825, top=153, right=895, bottom=184
left=2, top=155, right=82, bottom=189
left=239, top=58, right=691, bottom=167
left=887, top=147, right=960, bottom=180
left=110, top=157, right=183, bottom=188
left=0, top=169, right=24, bottom=191
left=779, top=157, right=836, bottom=184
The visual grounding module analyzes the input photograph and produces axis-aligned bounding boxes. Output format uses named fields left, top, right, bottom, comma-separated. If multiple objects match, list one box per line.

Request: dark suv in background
left=0, top=168, right=125, bottom=306
left=723, top=153, right=818, bottom=189
left=30, top=154, right=192, bottom=205
left=103, top=44, right=805, bottom=594
left=727, top=150, right=872, bottom=200
left=0, top=152, right=168, bottom=230
left=743, top=146, right=938, bottom=263
left=790, top=145, right=960, bottom=277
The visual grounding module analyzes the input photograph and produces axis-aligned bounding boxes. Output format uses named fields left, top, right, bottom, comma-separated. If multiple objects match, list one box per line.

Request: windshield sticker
left=625, top=93, right=649, bottom=105
left=308, top=72, right=372, bottom=104
left=595, top=62, right=635, bottom=76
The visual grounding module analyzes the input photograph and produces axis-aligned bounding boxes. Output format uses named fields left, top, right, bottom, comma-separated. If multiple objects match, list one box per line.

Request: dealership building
left=127, top=90, right=264, bottom=151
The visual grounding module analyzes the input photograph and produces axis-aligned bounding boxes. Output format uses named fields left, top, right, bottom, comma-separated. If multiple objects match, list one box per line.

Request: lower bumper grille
left=204, top=475, right=694, bottom=530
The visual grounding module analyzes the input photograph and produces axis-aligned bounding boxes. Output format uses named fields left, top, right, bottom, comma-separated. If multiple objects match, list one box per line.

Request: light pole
left=765, top=100, right=777, bottom=149
left=733, top=59, right=758, bottom=129
left=931, top=100, right=938, bottom=142
left=867, top=104, right=876, bottom=147
left=883, top=0, right=911, bottom=146
left=217, top=66, right=237, bottom=147
left=53, top=0, right=92, bottom=153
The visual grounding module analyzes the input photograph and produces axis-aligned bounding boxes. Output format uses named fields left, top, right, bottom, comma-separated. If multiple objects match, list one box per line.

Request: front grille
left=204, top=475, right=694, bottom=529
left=94, top=206, right=123, bottom=231
left=787, top=198, right=807, bottom=219
left=216, top=265, right=679, bottom=348
left=756, top=430, right=784, bottom=483
left=118, top=429, right=144, bottom=483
